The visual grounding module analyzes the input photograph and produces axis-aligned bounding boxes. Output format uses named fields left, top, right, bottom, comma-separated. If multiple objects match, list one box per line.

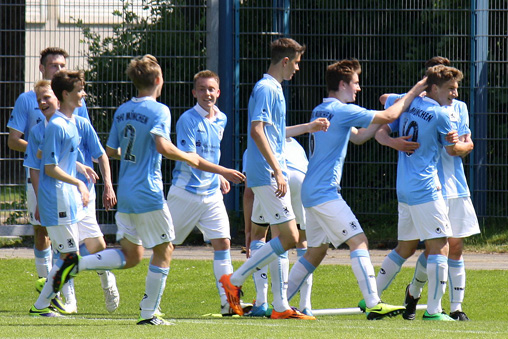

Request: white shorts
left=77, top=196, right=103, bottom=242
left=398, top=199, right=453, bottom=241
left=251, top=184, right=295, bottom=225
left=115, top=204, right=175, bottom=249
left=46, top=224, right=79, bottom=253
left=167, top=186, right=230, bottom=245
left=26, top=181, right=41, bottom=226
left=288, top=168, right=306, bottom=229
left=305, top=196, right=364, bottom=248
left=446, top=197, right=480, bottom=238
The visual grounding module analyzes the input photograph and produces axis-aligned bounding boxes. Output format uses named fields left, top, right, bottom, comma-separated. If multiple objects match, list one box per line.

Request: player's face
left=36, top=87, right=59, bottom=120
left=433, top=79, right=459, bottom=106
left=282, top=54, right=302, bottom=81
left=66, top=82, right=86, bottom=108
left=192, top=77, right=220, bottom=112
left=40, top=54, right=66, bottom=80
left=343, top=72, right=361, bottom=103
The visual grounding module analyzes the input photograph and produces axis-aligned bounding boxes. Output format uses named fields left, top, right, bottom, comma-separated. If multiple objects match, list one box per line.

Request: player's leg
left=376, top=241, right=418, bottom=296
left=249, top=222, right=270, bottom=315
left=268, top=224, right=291, bottom=313
left=31, top=224, right=79, bottom=317
left=296, top=228, right=313, bottom=315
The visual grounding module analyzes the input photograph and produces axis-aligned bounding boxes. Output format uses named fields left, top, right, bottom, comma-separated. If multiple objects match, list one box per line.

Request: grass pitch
left=0, top=256, right=507, bottom=338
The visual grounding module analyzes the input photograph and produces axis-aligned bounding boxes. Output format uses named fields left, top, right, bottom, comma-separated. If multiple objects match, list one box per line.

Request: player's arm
left=154, top=135, right=200, bottom=168
left=219, top=175, right=231, bottom=194
left=372, top=78, right=427, bottom=124
left=190, top=156, right=245, bottom=184
left=106, top=146, right=121, bottom=160
left=444, top=132, right=473, bottom=157
left=7, top=129, right=27, bottom=152
left=379, top=93, right=398, bottom=106
left=349, top=124, right=381, bottom=145
left=251, top=120, right=286, bottom=197
left=243, top=185, right=254, bottom=258
left=29, top=168, right=41, bottom=221
left=374, top=124, right=420, bottom=153
left=286, top=118, right=330, bottom=137
left=45, top=164, right=89, bottom=207
left=76, top=161, right=99, bottom=184
left=97, top=153, right=117, bottom=211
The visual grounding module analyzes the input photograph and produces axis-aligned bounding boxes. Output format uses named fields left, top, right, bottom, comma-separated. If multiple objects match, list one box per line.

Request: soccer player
left=220, top=37, right=328, bottom=320
left=7, top=48, right=89, bottom=305
left=53, top=55, right=200, bottom=325
left=374, top=58, right=478, bottom=321
left=286, top=59, right=427, bottom=320
left=166, top=70, right=247, bottom=316
left=29, top=70, right=91, bottom=317
left=243, top=137, right=313, bottom=317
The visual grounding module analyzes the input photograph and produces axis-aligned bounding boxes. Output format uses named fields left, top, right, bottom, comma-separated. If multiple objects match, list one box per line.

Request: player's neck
left=328, top=90, right=347, bottom=103
left=58, top=103, right=76, bottom=118
left=266, top=64, right=284, bottom=83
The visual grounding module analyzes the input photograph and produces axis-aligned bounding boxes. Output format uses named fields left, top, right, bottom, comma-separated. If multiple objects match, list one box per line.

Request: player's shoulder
left=16, top=90, right=36, bottom=102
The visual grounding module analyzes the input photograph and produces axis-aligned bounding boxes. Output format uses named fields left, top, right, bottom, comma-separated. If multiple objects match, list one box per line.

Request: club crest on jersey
left=59, top=211, right=67, bottom=218
left=196, top=140, right=201, bottom=147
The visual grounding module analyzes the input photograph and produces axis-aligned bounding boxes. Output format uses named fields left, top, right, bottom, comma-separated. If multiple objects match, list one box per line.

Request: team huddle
left=8, top=38, right=478, bottom=325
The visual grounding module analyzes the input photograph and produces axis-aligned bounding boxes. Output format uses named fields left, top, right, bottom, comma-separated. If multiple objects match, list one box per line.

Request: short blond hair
left=126, top=54, right=162, bottom=90
left=34, top=79, right=52, bottom=96
left=193, top=70, right=220, bottom=88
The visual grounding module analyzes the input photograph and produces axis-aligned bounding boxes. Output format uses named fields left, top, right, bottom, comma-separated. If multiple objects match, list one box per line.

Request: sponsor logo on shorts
left=67, top=238, right=75, bottom=248
left=349, top=221, right=358, bottom=230
left=435, top=228, right=442, bottom=234
left=342, top=229, right=348, bottom=236
left=258, top=215, right=265, bottom=222
left=96, top=254, right=102, bottom=260
left=261, top=273, right=267, bottom=279
left=59, top=212, right=67, bottom=218
left=283, top=206, right=290, bottom=216
left=379, top=268, right=386, bottom=275
left=58, top=244, right=64, bottom=250
left=161, top=233, right=167, bottom=240
left=275, top=213, right=280, bottom=220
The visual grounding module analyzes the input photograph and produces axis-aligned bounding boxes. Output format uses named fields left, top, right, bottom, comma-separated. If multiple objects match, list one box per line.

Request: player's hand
left=102, top=183, right=117, bottom=211
left=35, top=204, right=40, bottom=222
left=392, top=135, right=420, bottom=153
left=273, top=170, right=287, bottom=198
left=308, top=118, right=330, bottom=133
left=185, top=152, right=200, bottom=168
left=413, top=76, right=428, bottom=94
left=222, top=169, right=245, bottom=184
left=446, top=130, right=459, bottom=144
left=76, top=162, right=99, bottom=184
left=77, top=181, right=90, bottom=207
left=219, top=175, right=231, bottom=194
left=245, top=233, right=251, bottom=258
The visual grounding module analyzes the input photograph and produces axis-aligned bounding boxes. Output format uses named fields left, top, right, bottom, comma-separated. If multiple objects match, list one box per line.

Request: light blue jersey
left=107, top=96, right=171, bottom=214
left=74, top=115, right=105, bottom=190
left=172, top=104, right=226, bottom=195
left=386, top=95, right=470, bottom=200
left=302, top=98, right=375, bottom=207
left=285, top=137, right=308, bottom=174
left=437, top=100, right=471, bottom=199
left=386, top=95, right=455, bottom=205
left=23, top=120, right=47, bottom=171
left=246, top=74, right=288, bottom=187
left=38, top=112, right=84, bottom=226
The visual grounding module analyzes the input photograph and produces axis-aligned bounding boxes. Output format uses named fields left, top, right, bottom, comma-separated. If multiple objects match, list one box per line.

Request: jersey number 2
left=123, top=124, right=136, bottom=162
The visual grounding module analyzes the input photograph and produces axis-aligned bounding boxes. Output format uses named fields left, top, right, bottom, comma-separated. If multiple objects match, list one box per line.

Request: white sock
left=409, top=252, right=428, bottom=298
left=448, top=258, right=465, bottom=312
left=139, top=264, right=169, bottom=319
left=34, top=260, right=60, bottom=309
left=62, top=278, right=76, bottom=306
left=288, top=254, right=315, bottom=310
left=213, top=250, right=233, bottom=306
left=34, top=246, right=52, bottom=278
left=251, top=240, right=268, bottom=306
left=426, top=254, right=448, bottom=315
left=351, top=249, right=379, bottom=308
left=230, top=237, right=284, bottom=287
left=79, top=249, right=126, bottom=271
left=296, top=248, right=313, bottom=311
left=97, top=270, right=115, bottom=289
left=376, top=249, right=406, bottom=296
left=269, top=251, right=290, bottom=312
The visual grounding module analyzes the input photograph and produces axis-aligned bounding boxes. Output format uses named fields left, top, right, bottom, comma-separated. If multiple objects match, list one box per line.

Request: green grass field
left=1, top=258, right=507, bottom=338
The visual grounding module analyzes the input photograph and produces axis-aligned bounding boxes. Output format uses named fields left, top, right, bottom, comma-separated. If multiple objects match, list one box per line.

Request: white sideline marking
left=313, top=304, right=427, bottom=316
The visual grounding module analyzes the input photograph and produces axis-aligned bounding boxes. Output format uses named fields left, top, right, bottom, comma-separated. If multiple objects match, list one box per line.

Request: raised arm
left=375, top=124, right=420, bottom=153
left=286, top=118, right=329, bottom=137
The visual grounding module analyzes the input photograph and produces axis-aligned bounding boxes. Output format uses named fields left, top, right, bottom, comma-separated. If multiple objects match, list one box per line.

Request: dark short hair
left=193, top=70, right=220, bottom=88
left=40, top=47, right=69, bottom=66
left=126, top=54, right=162, bottom=90
left=425, top=56, right=451, bottom=69
left=270, top=38, right=306, bottom=65
left=425, top=65, right=463, bottom=91
left=325, top=59, right=361, bottom=92
left=51, top=70, right=85, bottom=101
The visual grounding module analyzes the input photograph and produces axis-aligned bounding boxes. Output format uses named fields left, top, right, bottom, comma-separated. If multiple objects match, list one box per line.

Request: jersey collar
left=194, top=103, right=219, bottom=122
left=263, top=73, right=282, bottom=89
left=132, top=96, right=156, bottom=103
